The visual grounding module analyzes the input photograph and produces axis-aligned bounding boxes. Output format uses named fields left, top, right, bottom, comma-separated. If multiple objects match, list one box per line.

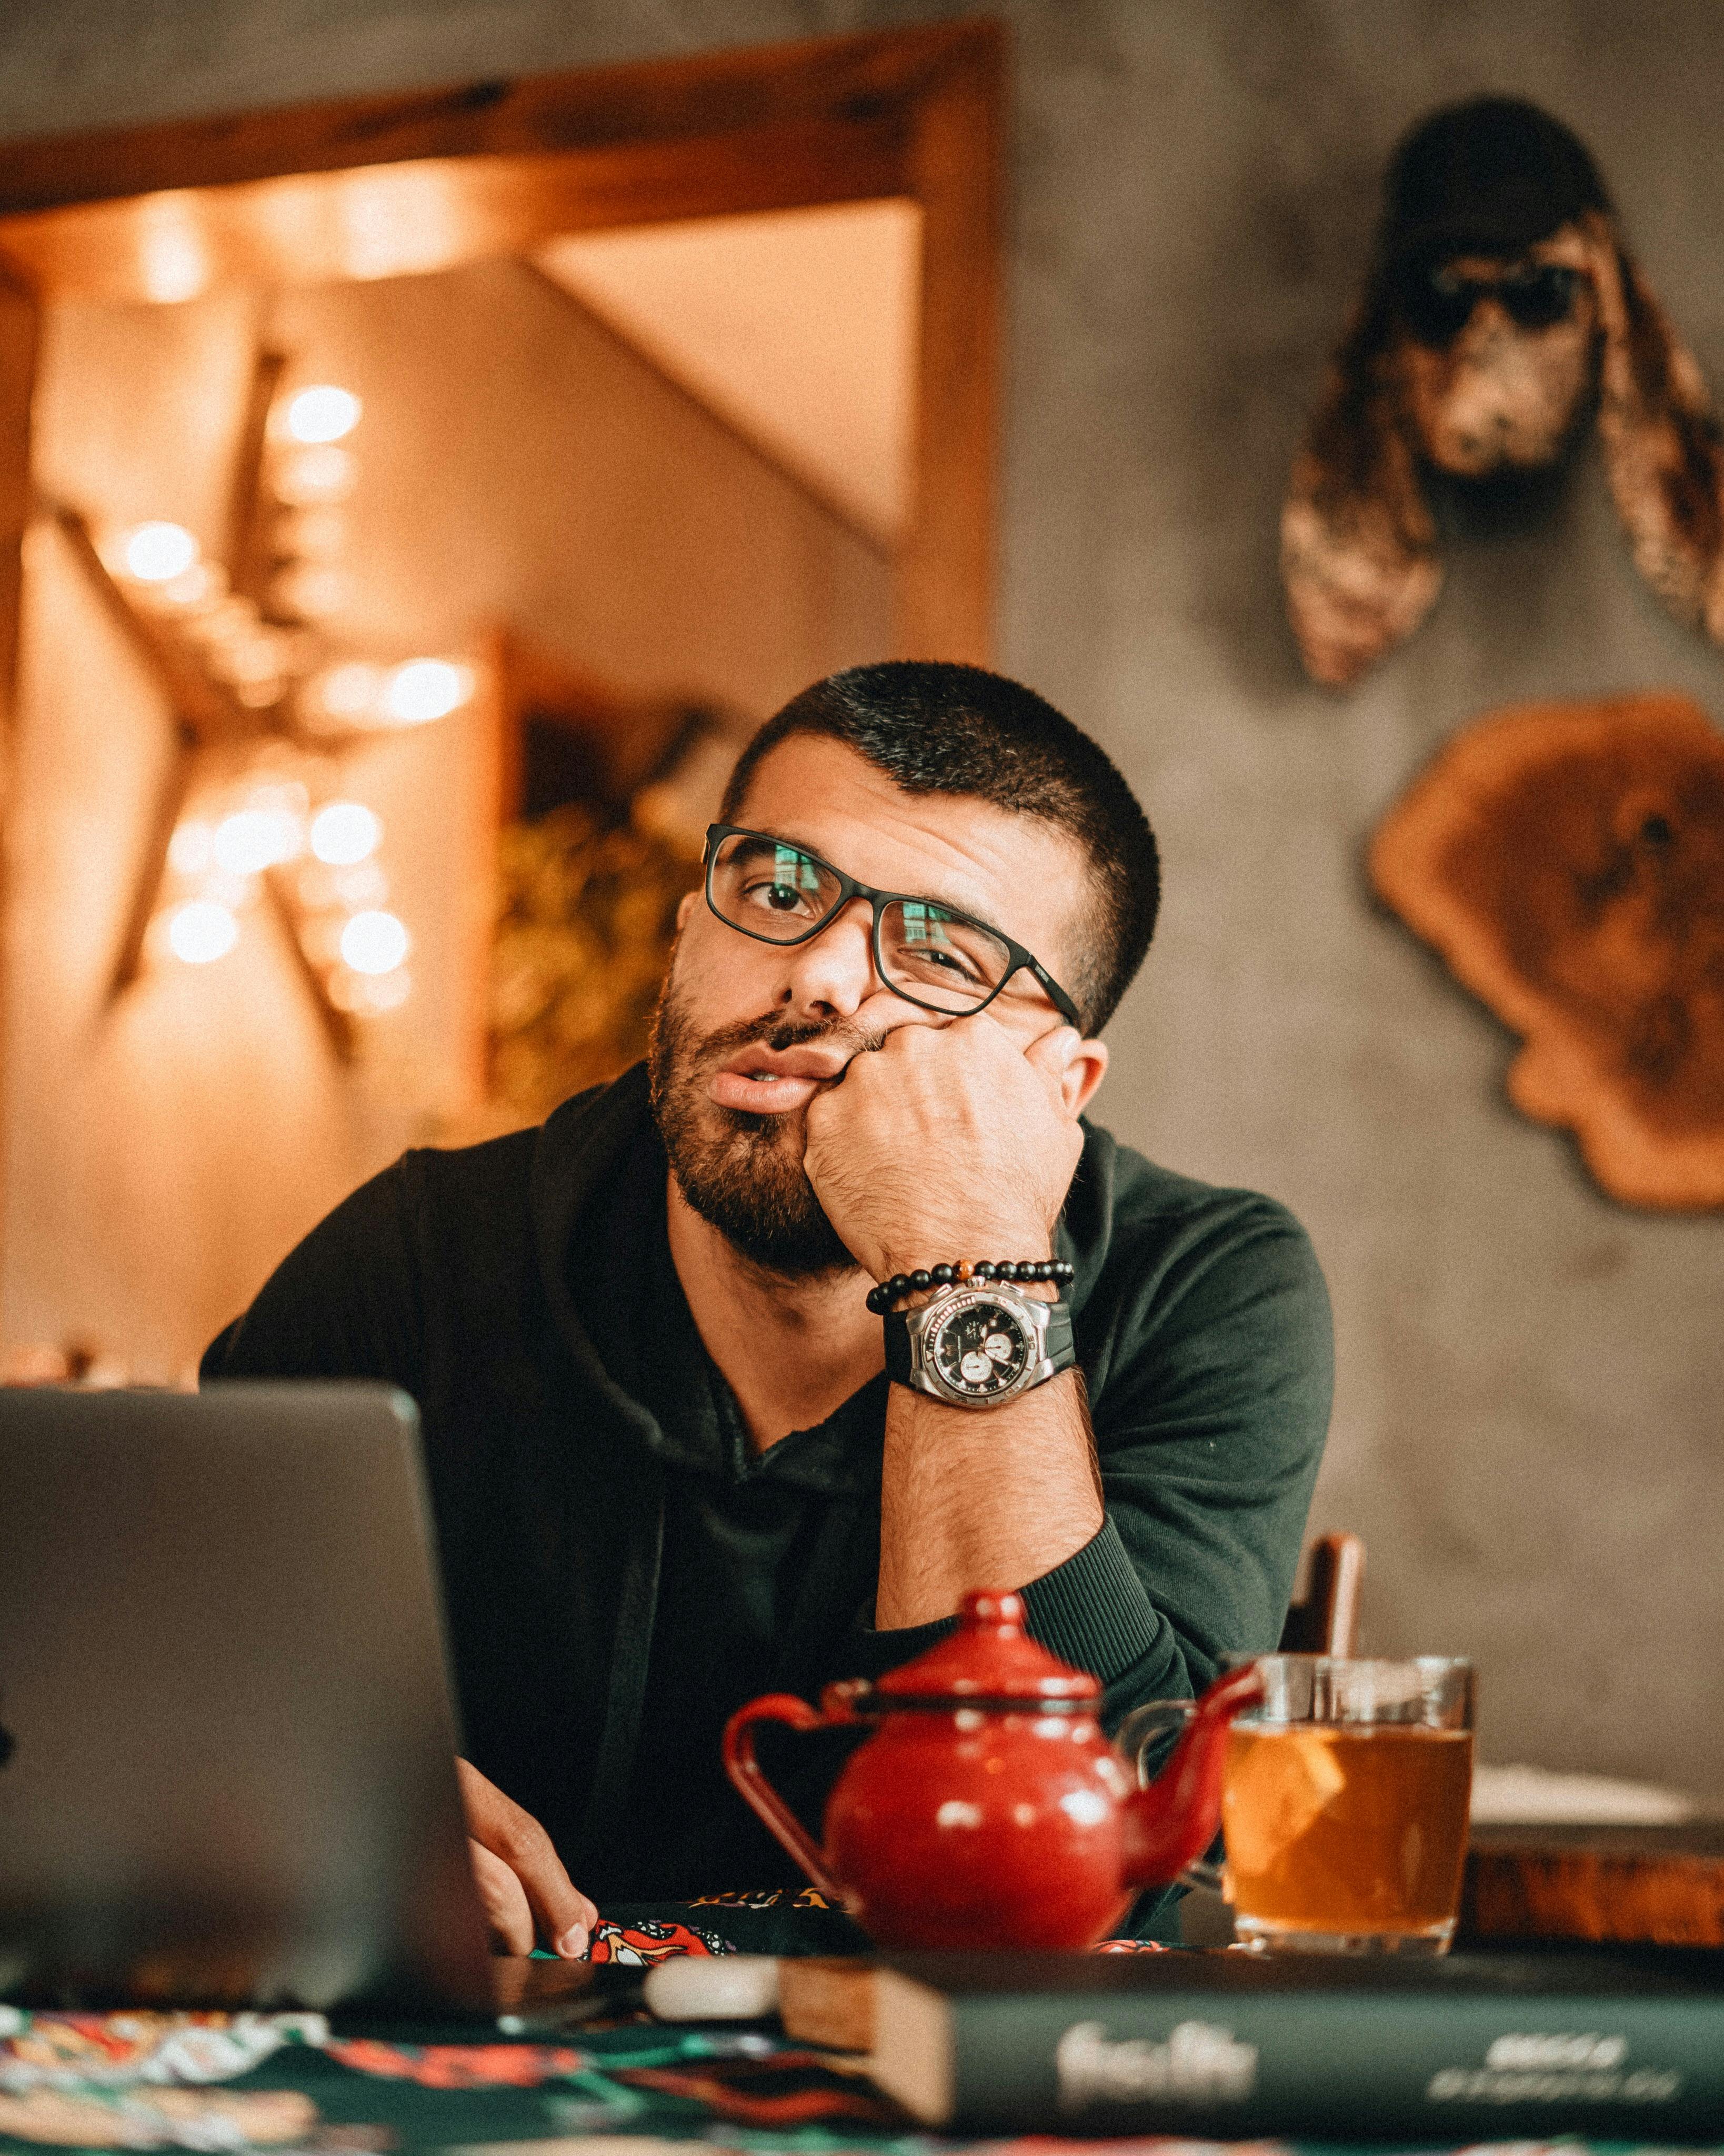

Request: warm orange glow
left=213, top=805, right=303, bottom=875
left=310, top=662, right=381, bottom=722
left=383, top=658, right=472, bottom=725
left=340, top=909, right=410, bottom=974
left=122, top=522, right=198, bottom=582
left=275, top=565, right=348, bottom=619
left=167, top=820, right=213, bottom=876
left=167, top=900, right=239, bottom=964
left=137, top=195, right=212, bottom=304
left=275, top=445, right=355, bottom=504
left=309, top=802, right=380, bottom=866
left=284, top=385, right=362, bottom=444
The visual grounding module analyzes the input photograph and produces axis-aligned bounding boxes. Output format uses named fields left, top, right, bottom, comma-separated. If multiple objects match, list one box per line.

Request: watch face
left=930, top=1297, right=1033, bottom=1401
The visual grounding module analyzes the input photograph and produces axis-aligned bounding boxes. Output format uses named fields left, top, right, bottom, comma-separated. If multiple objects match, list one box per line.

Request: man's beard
left=647, top=975, right=869, bottom=1279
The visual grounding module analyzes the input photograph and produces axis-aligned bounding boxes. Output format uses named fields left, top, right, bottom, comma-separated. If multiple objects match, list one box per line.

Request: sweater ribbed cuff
left=842, top=1518, right=1162, bottom=1686
left=1019, top=1516, right=1164, bottom=1683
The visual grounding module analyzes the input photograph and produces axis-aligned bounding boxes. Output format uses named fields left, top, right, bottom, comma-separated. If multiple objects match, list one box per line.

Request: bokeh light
left=284, top=385, right=362, bottom=444
left=310, top=802, right=381, bottom=866
left=383, top=658, right=472, bottom=725
left=275, top=445, right=355, bottom=504
left=340, top=909, right=410, bottom=974
left=213, top=806, right=303, bottom=875
left=123, top=523, right=199, bottom=582
left=312, top=662, right=380, bottom=722
left=167, top=901, right=239, bottom=964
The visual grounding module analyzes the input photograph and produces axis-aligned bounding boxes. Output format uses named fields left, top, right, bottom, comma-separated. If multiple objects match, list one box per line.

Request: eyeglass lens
left=707, top=832, right=1014, bottom=1014
left=1400, top=261, right=1582, bottom=346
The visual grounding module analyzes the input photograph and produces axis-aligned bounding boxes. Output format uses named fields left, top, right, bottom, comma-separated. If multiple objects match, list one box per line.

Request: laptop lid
left=0, top=1381, right=495, bottom=2011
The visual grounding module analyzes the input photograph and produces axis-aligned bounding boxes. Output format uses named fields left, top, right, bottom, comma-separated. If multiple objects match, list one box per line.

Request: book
left=848, top=1948, right=1724, bottom=2138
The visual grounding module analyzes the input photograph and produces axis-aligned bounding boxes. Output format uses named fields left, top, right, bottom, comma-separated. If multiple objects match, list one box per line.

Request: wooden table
left=1461, top=1820, right=1724, bottom=1947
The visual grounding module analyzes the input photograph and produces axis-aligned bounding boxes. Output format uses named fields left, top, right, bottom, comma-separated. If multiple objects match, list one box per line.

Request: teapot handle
left=721, top=1693, right=847, bottom=1903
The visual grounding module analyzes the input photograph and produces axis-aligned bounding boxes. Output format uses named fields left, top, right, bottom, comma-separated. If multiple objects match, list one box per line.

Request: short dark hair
left=719, top=661, right=1159, bottom=1033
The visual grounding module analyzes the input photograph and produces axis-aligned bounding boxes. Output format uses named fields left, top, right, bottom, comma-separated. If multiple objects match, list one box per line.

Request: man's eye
left=743, top=879, right=812, bottom=913
left=900, top=940, right=986, bottom=984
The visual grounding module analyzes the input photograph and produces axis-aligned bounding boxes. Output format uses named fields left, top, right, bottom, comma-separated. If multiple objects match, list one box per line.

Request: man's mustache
left=697, top=1007, right=889, bottom=1075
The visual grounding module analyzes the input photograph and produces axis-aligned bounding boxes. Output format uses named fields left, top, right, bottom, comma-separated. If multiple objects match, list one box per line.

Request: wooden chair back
left=1278, top=1530, right=1365, bottom=1656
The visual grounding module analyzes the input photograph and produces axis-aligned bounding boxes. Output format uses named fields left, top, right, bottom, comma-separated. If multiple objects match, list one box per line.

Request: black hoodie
left=202, top=1062, right=1332, bottom=1905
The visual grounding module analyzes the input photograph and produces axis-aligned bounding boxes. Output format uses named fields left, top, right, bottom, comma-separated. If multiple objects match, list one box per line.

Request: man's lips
left=708, top=1041, right=854, bottom=1115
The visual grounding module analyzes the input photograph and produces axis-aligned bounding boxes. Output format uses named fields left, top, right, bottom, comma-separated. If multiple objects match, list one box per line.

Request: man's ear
left=675, top=887, right=699, bottom=933
left=1065, top=1037, right=1109, bottom=1120
left=1281, top=290, right=1444, bottom=687
left=1586, top=212, right=1724, bottom=640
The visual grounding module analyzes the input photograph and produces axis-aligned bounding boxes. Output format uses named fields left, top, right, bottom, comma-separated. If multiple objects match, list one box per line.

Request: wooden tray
left=1461, top=1821, right=1724, bottom=1948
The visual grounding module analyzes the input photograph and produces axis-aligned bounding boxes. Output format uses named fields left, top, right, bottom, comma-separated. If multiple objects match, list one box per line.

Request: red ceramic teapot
left=722, top=1587, right=1265, bottom=1950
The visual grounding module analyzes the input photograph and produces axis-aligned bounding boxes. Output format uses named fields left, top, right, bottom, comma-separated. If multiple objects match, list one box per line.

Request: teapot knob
left=960, top=1588, right=1025, bottom=1626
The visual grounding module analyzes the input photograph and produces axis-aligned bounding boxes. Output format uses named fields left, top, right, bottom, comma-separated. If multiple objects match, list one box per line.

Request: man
left=203, top=661, right=1332, bottom=1954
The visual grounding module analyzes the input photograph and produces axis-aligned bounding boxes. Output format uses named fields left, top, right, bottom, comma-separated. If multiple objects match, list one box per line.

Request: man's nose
left=777, top=896, right=883, bottom=1019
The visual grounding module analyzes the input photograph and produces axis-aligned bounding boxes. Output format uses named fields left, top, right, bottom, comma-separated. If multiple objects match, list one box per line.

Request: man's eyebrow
left=747, top=823, right=1015, bottom=942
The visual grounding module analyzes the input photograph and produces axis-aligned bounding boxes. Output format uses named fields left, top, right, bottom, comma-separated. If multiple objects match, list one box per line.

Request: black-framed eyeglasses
left=1399, top=259, right=1585, bottom=347
left=703, top=824, right=1084, bottom=1028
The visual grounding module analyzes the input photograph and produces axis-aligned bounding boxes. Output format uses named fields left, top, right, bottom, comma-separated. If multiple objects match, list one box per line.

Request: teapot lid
left=871, top=1589, right=1099, bottom=1705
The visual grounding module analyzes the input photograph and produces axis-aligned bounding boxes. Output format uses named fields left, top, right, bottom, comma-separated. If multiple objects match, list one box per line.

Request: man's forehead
left=731, top=734, right=1088, bottom=957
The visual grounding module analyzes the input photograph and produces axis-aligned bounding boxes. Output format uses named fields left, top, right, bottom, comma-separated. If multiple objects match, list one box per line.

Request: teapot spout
left=1121, top=1661, right=1265, bottom=1887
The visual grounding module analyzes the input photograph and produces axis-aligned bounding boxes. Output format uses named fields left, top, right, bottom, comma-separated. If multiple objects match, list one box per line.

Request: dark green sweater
left=202, top=1062, right=1332, bottom=1912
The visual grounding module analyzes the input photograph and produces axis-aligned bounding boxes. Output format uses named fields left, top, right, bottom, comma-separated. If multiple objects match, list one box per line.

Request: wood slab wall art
left=1370, top=692, right=1724, bottom=1209
left=1284, top=96, right=1724, bottom=686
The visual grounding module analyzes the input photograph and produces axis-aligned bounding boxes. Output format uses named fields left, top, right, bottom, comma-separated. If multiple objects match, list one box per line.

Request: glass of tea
left=1122, top=1655, right=1474, bottom=1954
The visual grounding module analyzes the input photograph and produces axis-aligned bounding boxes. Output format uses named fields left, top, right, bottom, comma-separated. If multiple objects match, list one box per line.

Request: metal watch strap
left=883, top=1294, right=1076, bottom=1391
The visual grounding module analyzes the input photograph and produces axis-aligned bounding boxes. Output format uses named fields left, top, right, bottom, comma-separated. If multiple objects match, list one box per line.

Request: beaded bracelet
left=865, top=1257, right=1075, bottom=1315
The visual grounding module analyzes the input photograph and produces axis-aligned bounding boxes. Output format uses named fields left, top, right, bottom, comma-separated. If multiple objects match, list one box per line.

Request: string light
left=383, top=658, right=472, bottom=725
left=340, top=910, right=410, bottom=974
left=167, top=901, right=239, bottom=964
left=309, top=802, right=380, bottom=866
left=274, top=445, right=355, bottom=505
left=309, top=662, right=380, bottom=723
left=96, top=362, right=440, bottom=1033
left=284, top=386, right=362, bottom=444
left=122, top=523, right=199, bottom=582
left=212, top=804, right=303, bottom=875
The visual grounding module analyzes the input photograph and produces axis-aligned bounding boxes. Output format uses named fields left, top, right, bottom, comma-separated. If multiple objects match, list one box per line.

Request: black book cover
left=870, top=1945, right=1724, bottom=2138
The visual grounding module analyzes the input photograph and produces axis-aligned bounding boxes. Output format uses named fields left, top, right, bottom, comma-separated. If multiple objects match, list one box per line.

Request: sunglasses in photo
left=1399, top=259, right=1587, bottom=347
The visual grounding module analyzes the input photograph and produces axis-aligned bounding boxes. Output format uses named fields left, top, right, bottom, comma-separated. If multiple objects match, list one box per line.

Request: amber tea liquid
left=1223, top=1722, right=1474, bottom=1950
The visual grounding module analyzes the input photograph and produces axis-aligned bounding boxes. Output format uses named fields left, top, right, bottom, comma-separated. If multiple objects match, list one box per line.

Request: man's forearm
left=875, top=1366, right=1105, bottom=1630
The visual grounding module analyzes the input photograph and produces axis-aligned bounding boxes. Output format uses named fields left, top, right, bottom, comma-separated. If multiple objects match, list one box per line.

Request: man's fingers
left=456, top=1756, right=596, bottom=1958
left=468, top=1838, right=535, bottom=1955
left=1023, top=1025, right=1081, bottom=1079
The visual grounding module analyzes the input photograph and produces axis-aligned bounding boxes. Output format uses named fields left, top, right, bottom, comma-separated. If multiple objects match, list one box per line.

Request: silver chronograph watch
left=883, top=1280, right=1075, bottom=1410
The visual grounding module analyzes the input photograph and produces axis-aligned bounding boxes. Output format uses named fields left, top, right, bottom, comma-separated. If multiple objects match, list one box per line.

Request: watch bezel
left=911, top=1283, right=1048, bottom=1409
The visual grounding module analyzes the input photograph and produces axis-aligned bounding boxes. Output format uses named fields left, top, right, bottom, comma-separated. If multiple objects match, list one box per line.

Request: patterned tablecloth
left=3, top=1902, right=1718, bottom=2155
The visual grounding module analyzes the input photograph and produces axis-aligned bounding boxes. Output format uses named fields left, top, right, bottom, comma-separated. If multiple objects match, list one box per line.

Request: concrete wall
left=2, top=0, right=1720, bottom=1790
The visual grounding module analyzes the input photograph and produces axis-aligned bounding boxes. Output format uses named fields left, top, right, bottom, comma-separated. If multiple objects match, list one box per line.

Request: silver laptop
left=0, top=1381, right=507, bottom=2012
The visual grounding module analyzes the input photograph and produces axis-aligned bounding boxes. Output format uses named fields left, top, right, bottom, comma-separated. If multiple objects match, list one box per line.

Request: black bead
left=973, top=1261, right=996, bottom=1281
left=996, top=1261, right=1018, bottom=1281
left=910, top=1270, right=932, bottom=1292
left=866, top=1286, right=884, bottom=1313
left=931, top=1264, right=955, bottom=1285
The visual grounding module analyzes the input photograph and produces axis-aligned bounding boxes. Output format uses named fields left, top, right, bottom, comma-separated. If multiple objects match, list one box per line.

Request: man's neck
left=665, top=1175, right=884, bottom=1452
